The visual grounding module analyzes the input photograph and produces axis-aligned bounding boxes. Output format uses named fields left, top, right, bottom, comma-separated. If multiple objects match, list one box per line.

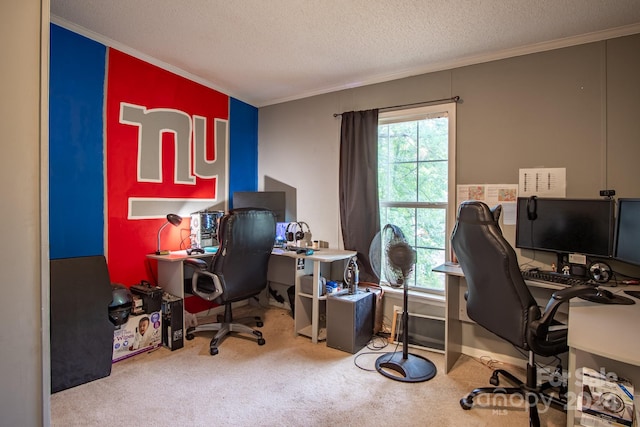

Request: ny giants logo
left=119, top=102, right=228, bottom=219
left=120, top=102, right=225, bottom=183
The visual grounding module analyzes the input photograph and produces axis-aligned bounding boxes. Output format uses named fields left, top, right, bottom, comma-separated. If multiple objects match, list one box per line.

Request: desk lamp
left=155, top=213, right=182, bottom=255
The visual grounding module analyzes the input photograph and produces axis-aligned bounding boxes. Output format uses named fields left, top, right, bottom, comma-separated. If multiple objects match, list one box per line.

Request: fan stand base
left=375, top=351, right=437, bottom=383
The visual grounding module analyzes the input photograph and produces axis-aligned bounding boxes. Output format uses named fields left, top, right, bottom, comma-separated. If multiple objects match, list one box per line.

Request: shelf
left=297, top=325, right=326, bottom=341
left=298, top=291, right=327, bottom=301
left=292, top=249, right=355, bottom=344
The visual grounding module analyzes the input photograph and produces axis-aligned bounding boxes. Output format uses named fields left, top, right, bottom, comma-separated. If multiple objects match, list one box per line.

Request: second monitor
left=232, top=191, right=286, bottom=222
left=515, top=197, right=615, bottom=258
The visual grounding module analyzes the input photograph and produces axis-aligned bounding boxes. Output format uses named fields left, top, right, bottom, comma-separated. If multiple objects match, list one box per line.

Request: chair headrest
left=457, top=200, right=502, bottom=226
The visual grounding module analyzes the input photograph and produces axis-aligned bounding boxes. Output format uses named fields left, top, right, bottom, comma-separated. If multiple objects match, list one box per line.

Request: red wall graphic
left=106, top=49, right=228, bottom=286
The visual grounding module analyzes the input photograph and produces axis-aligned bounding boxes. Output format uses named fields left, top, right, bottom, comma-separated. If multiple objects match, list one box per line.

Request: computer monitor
left=614, top=198, right=640, bottom=266
left=232, top=191, right=286, bottom=222
left=515, top=197, right=615, bottom=258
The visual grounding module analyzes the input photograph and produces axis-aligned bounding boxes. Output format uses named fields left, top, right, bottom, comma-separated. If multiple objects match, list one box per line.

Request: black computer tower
left=327, top=291, right=374, bottom=354
left=161, top=293, right=184, bottom=350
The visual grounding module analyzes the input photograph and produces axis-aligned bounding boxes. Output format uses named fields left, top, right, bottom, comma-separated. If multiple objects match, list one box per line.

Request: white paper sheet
left=456, top=184, right=518, bottom=225
left=518, top=167, right=566, bottom=198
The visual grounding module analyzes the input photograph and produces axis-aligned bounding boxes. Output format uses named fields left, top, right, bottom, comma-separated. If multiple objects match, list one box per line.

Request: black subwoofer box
left=50, top=256, right=114, bottom=393
left=326, top=291, right=374, bottom=354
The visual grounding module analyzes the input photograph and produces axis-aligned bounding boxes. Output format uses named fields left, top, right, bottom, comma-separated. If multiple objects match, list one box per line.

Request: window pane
left=389, top=162, right=417, bottom=202
left=417, top=208, right=446, bottom=249
left=388, top=122, right=417, bottom=162
left=418, top=117, right=448, bottom=161
left=415, top=247, right=445, bottom=290
left=418, top=161, right=448, bottom=203
left=378, top=158, right=390, bottom=201
left=379, top=124, right=389, bottom=163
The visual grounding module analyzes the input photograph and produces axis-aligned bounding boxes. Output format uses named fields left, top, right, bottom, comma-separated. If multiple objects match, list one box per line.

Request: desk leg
left=293, top=262, right=306, bottom=338
left=157, top=260, right=186, bottom=334
left=311, top=260, right=321, bottom=344
left=445, top=274, right=462, bottom=373
left=567, top=347, right=577, bottom=426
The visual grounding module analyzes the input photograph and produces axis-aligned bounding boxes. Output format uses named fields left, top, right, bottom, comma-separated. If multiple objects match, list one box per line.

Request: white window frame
left=378, top=102, right=457, bottom=295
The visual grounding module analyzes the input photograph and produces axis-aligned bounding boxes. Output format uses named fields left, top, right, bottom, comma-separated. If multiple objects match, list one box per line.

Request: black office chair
left=184, top=208, right=276, bottom=355
left=450, top=200, right=601, bottom=427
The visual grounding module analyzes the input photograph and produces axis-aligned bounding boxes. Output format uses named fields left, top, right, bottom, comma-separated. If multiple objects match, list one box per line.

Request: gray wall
left=0, top=1, right=49, bottom=425
left=259, top=34, right=640, bottom=262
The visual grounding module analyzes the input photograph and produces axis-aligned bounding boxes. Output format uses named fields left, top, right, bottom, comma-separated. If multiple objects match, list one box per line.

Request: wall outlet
left=568, top=253, right=587, bottom=265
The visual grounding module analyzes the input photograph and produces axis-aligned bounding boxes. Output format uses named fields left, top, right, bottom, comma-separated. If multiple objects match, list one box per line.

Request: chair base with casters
left=460, top=351, right=567, bottom=427
left=185, top=303, right=265, bottom=355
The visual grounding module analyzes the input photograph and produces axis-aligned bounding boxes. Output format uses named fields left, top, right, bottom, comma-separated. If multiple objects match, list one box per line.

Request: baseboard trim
left=460, top=345, right=527, bottom=371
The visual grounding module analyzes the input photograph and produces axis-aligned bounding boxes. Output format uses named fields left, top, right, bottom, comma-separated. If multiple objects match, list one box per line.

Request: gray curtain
left=339, top=109, right=380, bottom=283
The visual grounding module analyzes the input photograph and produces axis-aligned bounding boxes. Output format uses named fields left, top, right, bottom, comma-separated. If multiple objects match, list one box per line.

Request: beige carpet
left=51, top=306, right=566, bottom=426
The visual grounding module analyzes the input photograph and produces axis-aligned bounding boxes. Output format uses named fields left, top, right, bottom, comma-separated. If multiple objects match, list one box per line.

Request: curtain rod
left=333, top=96, right=460, bottom=117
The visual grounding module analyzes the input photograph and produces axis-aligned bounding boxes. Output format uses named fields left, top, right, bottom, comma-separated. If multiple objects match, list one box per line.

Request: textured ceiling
left=51, top=0, right=640, bottom=107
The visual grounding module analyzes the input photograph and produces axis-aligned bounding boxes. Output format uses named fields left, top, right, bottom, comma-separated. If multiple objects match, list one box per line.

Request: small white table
left=146, top=250, right=214, bottom=332
left=273, top=248, right=356, bottom=343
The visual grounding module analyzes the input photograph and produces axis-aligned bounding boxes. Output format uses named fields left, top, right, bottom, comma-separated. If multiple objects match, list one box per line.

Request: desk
left=435, top=263, right=640, bottom=425
left=272, top=248, right=356, bottom=343
left=148, top=248, right=356, bottom=344
left=435, top=263, right=567, bottom=374
left=147, top=250, right=214, bottom=333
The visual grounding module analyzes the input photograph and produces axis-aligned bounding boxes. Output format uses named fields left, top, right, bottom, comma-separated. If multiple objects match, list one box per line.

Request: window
left=378, top=103, right=456, bottom=293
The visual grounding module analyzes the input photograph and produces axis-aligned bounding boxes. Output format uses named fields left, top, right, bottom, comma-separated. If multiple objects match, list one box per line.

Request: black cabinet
left=50, top=256, right=114, bottom=393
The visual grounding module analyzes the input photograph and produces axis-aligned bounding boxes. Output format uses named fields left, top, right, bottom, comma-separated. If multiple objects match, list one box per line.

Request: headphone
left=298, top=222, right=311, bottom=242
left=285, top=222, right=298, bottom=242
left=588, top=261, right=612, bottom=283
left=527, top=196, right=538, bottom=220
left=286, top=222, right=311, bottom=242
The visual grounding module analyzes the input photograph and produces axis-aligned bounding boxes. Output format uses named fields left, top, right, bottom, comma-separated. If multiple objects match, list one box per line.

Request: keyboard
left=521, top=269, right=587, bottom=287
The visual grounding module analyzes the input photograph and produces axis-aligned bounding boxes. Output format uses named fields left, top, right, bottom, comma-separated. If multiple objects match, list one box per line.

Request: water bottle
left=347, top=257, right=359, bottom=294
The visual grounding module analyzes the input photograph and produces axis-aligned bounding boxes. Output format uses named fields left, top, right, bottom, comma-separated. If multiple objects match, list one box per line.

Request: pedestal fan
left=369, top=224, right=437, bottom=383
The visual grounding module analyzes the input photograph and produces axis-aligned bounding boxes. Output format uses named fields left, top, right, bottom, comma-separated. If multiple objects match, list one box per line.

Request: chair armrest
left=183, top=257, right=209, bottom=270
left=530, top=285, right=599, bottom=338
left=183, top=258, right=223, bottom=301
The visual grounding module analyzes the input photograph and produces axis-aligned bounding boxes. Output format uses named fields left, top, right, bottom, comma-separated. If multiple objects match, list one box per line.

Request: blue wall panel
left=49, top=24, right=106, bottom=259
left=229, top=97, right=259, bottom=207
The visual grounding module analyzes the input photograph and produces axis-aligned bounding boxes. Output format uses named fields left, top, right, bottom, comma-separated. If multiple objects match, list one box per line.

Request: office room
left=3, top=1, right=640, bottom=426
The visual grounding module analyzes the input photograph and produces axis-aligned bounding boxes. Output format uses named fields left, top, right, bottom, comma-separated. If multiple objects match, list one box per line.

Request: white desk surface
left=432, top=262, right=464, bottom=276
left=147, top=250, right=215, bottom=262
left=148, top=247, right=356, bottom=262
left=271, top=247, right=356, bottom=261
left=568, top=286, right=640, bottom=366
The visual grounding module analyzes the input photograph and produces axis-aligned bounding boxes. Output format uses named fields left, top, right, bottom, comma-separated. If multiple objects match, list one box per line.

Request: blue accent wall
left=49, top=24, right=106, bottom=259
left=229, top=97, right=259, bottom=207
